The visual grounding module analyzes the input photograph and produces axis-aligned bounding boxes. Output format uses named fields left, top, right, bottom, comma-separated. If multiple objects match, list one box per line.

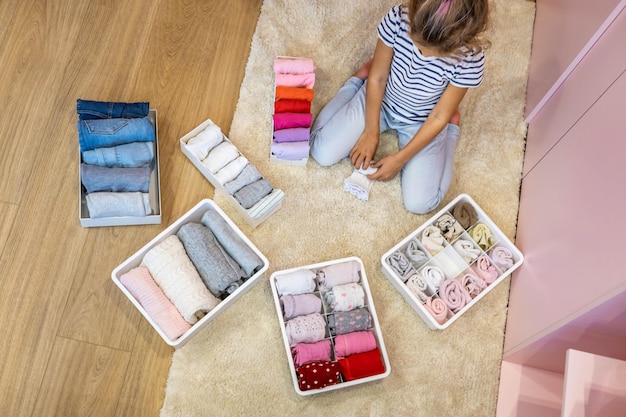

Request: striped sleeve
left=377, top=5, right=403, bottom=47
left=450, top=50, right=485, bottom=88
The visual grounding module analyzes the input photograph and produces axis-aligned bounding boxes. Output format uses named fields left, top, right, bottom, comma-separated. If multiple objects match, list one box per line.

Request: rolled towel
left=424, top=296, right=449, bottom=325
left=201, top=141, right=240, bottom=174
left=488, top=246, right=514, bottom=270
left=213, top=155, right=248, bottom=185
left=420, top=265, right=446, bottom=290
left=271, top=141, right=310, bottom=160
left=273, top=112, right=312, bottom=130
left=275, top=86, right=314, bottom=102
left=285, top=313, right=326, bottom=346
left=223, top=163, right=263, bottom=195
left=200, top=205, right=264, bottom=278
left=85, top=191, right=152, bottom=218
left=291, top=340, right=331, bottom=367
left=327, top=307, right=372, bottom=336
left=386, top=251, right=416, bottom=282
left=274, top=57, right=315, bottom=74
left=436, top=213, right=465, bottom=241
left=80, top=163, right=152, bottom=193
left=281, top=293, right=322, bottom=320
left=452, top=201, right=478, bottom=229
left=338, top=348, right=386, bottom=381
left=471, top=255, right=500, bottom=285
left=323, top=283, right=365, bottom=312
left=142, top=235, right=220, bottom=324
left=176, top=222, right=244, bottom=298
left=406, top=272, right=430, bottom=303
left=343, top=165, right=377, bottom=201
left=119, top=267, right=192, bottom=341
left=274, top=99, right=311, bottom=114
left=273, top=127, right=310, bottom=143
left=274, top=268, right=317, bottom=295
left=333, top=330, right=377, bottom=359
left=452, top=238, right=482, bottom=263
left=296, top=361, right=340, bottom=392
left=315, top=259, right=361, bottom=290
left=438, top=279, right=471, bottom=313
left=469, top=223, right=496, bottom=251
left=275, top=72, right=316, bottom=89
left=420, top=225, right=446, bottom=255
left=232, top=178, right=273, bottom=209
left=405, top=238, right=429, bottom=269
left=82, top=141, right=154, bottom=168
left=184, top=123, right=224, bottom=160
left=456, top=273, right=487, bottom=298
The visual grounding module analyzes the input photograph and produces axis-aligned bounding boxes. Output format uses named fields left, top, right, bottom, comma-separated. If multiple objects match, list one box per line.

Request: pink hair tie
left=438, top=0, right=451, bottom=15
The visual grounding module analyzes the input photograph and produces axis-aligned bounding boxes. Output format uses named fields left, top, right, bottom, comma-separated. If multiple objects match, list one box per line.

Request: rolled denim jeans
left=80, top=163, right=151, bottom=193
left=78, top=116, right=155, bottom=152
left=76, top=99, right=149, bottom=120
left=81, top=142, right=154, bottom=168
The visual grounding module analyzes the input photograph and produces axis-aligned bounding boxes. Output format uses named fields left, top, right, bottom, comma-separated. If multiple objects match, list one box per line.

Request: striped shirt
left=377, top=4, right=485, bottom=123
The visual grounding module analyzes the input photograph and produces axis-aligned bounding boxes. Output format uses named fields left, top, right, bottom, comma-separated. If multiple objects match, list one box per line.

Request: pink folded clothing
left=119, top=266, right=192, bottom=341
left=456, top=273, right=486, bottom=298
left=333, top=330, right=377, bottom=359
left=274, top=57, right=315, bottom=74
left=272, top=112, right=312, bottom=130
left=285, top=313, right=327, bottom=346
left=471, top=255, right=500, bottom=284
left=296, top=361, right=340, bottom=392
left=291, top=340, right=332, bottom=367
left=275, top=72, right=315, bottom=89
left=424, top=296, right=449, bottom=325
left=273, top=127, right=310, bottom=143
left=281, top=293, right=322, bottom=320
left=338, top=348, right=386, bottom=381
left=488, top=245, right=514, bottom=270
left=438, top=279, right=471, bottom=313
left=315, top=259, right=361, bottom=290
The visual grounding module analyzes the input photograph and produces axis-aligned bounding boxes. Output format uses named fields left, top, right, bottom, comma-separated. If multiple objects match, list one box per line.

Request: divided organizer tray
left=180, top=118, right=285, bottom=228
left=381, top=193, right=523, bottom=330
left=270, top=256, right=391, bottom=396
left=111, top=199, right=269, bottom=347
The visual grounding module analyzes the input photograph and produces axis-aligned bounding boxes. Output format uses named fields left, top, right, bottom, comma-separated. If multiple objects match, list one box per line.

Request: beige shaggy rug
left=160, top=1, right=535, bottom=416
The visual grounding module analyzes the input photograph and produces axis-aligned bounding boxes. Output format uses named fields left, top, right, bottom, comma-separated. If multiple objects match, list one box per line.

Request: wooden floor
left=0, top=1, right=263, bottom=415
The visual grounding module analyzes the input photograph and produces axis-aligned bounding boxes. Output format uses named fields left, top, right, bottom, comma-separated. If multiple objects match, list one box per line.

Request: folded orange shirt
left=275, top=86, right=314, bottom=102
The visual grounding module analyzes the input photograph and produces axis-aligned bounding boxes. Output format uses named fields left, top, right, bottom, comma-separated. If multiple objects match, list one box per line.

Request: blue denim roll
left=76, top=99, right=149, bottom=120
left=81, top=142, right=154, bottom=168
left=80, top=163, right=151, bottom=193
left=78, top=116, right=155, bottom=152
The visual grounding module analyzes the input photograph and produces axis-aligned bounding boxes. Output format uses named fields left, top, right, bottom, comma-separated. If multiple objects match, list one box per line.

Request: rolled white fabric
left=201, top=141, right=240, bottom=173
left=452, top=238, right=482, bottom=263
left=86, top=192, right=152, bottom=218
left=420, top=265, right=446, bottom=290
left=343, top=165, right=377, bottom=201
left=142, top=235, right=220, bottom=324
left=274, top=268, right=316, bottom=295
left=214, top=155, right=249, bottom=185
left=184, top=122, right=224, bottom=160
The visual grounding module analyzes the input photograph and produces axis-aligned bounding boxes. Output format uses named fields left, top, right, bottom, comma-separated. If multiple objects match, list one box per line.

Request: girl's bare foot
left=353, top=58, right=373, bottom=80
left=449, top=109, right=461, bottom=125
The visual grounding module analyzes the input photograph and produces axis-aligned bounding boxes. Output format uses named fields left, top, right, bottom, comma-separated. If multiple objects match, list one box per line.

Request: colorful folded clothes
left=338, top=348, right=386, bottom=381
left=296, top=361, right=340, bottom=391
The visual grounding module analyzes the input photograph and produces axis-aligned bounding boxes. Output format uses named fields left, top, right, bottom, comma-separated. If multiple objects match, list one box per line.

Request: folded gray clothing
left=405, top=238, right=429, bottom=269
left=81, top=142, right=154, bottom=168
left=85, top=192, right=151, bottom=218
left=80, top=163, right=151, bottom=193
left=200, top=206, right=264, bottom=278
left=386, top=251, right=417, bottom=282
left=223, top=163, right=263, bottom=195
left=176, top=222, right=244, bottom=298
left=233, top=178, right=273, bottom=209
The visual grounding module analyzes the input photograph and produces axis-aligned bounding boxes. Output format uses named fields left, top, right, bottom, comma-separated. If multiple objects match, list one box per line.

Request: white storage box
left=381, top=193, right=523, bottom=330
left=79, top=109, right=162, bottom=227
left=111, top=199, right=269, bottom=347
left=270, top=256, right=391, bottom=396
left=180, top=118, right=284, bottom=228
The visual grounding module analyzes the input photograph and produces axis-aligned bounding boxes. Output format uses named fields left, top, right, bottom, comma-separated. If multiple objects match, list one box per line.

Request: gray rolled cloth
left=233, top=178, right=273, bottom=209
left=327, top=307, right=372, bottom=336
left=405, top=238, right=429, bottom=269
left=176, top=222, right=244, bottom=298
left=386, top=251, right=417, bottom=282
left=80, top=163, right=151, bottom=193
left=200, top=205, right=264, bottom=278
left=81, top=141, right=154, bottom=168
left=86, top=192, right=151, bottom=218
left=223, top=163, right=263, bottom=195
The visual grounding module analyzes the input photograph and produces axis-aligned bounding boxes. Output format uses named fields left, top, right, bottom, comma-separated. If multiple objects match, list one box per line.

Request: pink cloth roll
left=274, top=57, right=315, bottom=74
left=438, top=279, right=471, bottom=313
left=275, top=72, right=315, bottom=89
left=456, top=273, right=486, bottom=298
left=291, top=340, right=332, bottom=367
left=315, top=259, right=361, bottom=290
left=333, top=330, right=377, bottom=359
left=273, top=112, right=312, bottom=130
left=273, top=127, right=310, bottom=143
left=424, top=296, right=449, bottom=325
left=285, top=313, right=326, bottom=346
left=471, top=255, right=500, bottom=284
left=488, top=246, right=514, bottom=270
left=119, top=267, right=192, bottom=341
left=281, top=293, right=322, bottom=320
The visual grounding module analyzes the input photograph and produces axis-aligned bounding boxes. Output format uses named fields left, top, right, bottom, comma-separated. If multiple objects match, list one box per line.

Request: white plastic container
left=111, top=199, right=269, bottom=347
left=180, top=118, right=284, bottom=228
left=381, top=193, right=524, bottom=330
left=79, top=109, right=162, bottom=227
left=270, top=256, right=391, bottom=396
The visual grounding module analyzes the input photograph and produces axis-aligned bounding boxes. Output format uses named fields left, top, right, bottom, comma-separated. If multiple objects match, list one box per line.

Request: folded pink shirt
left=274, top=57, right=315, bottom=74
left=275, top=72, right=315, bottom=89
left=291, top=340, right=332, bottom=367
left=273, top=112, right=312, bottom=130
left=333, top=330, right=377, bottom=359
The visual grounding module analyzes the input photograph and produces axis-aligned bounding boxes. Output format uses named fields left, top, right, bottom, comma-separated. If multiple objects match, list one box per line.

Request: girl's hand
left=349, top=131, right=379, bottom=169
left=369, top=154, right=403, bottom=182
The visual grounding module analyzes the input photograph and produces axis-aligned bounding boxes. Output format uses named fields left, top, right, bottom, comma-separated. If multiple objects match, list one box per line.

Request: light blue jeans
left=78, top=116, right=155, bottom=152
left=310, top=77, right=459, bottom=214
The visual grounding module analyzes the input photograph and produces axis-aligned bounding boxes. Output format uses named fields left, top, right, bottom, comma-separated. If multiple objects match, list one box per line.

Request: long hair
left=408, top=0, right=490, bottom=54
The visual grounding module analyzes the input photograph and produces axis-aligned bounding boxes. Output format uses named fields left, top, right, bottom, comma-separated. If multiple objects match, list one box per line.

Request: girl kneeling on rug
left=310, top=0, right=490, bottom=214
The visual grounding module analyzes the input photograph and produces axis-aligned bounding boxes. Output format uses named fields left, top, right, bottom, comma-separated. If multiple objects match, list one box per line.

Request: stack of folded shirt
left=77, top=99, right=155, bottom=219
left=271, top=57, right=315, bottom=162
left=180, top=119, right=285, bottom=221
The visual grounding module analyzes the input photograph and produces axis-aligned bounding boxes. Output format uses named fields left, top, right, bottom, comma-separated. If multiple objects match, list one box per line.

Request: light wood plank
left=0, top=202, right=18, bottom=258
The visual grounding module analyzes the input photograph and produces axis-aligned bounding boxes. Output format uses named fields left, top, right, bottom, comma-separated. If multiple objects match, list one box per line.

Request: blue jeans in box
left=81, top=142, right=154, bottom=168
left=76, top=99, right=149, bottom=120
left=78, top=116, right=155, bottom=152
